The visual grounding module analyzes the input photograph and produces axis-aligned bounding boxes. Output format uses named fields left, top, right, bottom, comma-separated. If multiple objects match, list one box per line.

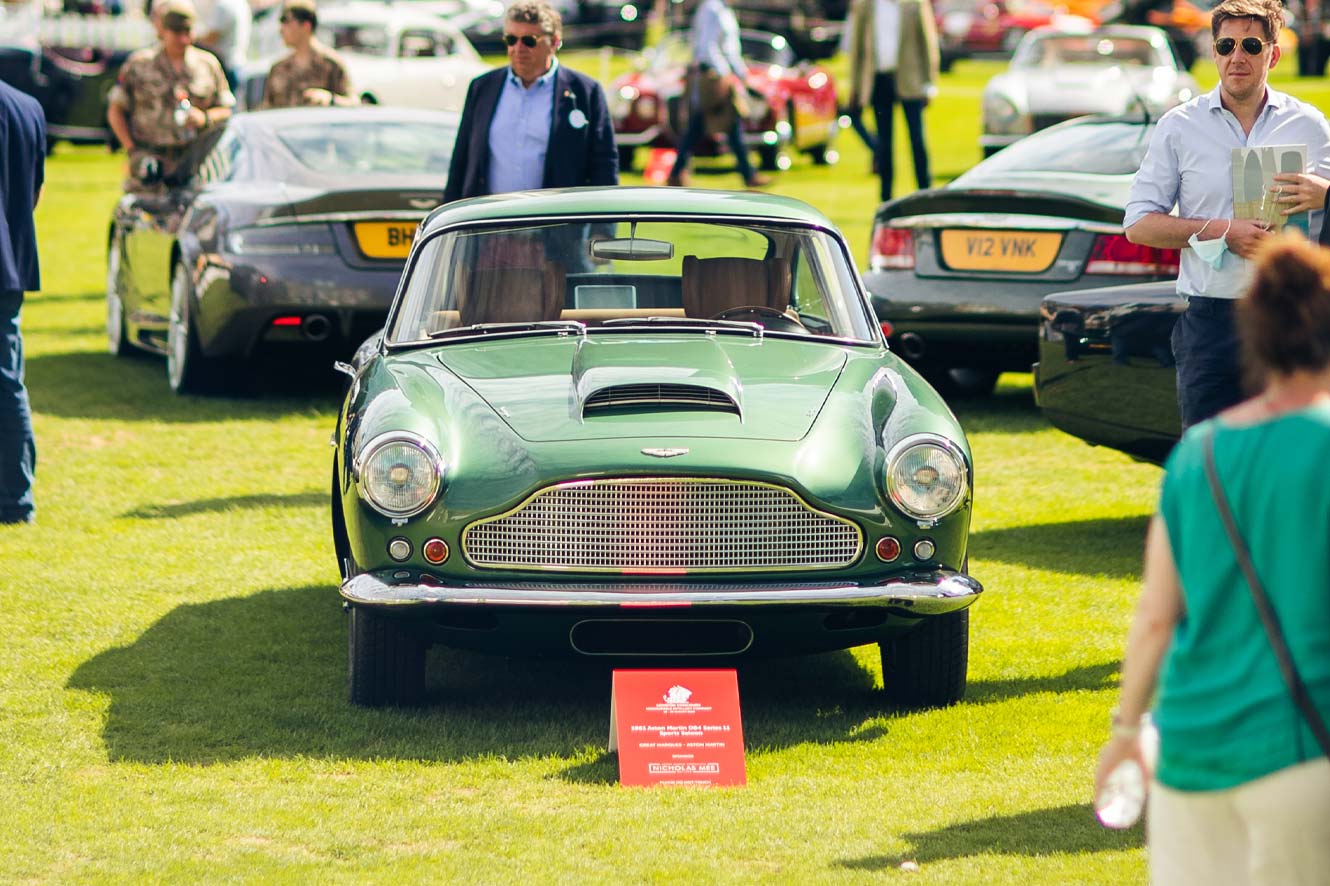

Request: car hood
left=434, top=334, right=849, bottom=442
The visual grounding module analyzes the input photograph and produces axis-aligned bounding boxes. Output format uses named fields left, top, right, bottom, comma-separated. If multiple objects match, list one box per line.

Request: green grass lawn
left=1, top=58, right=1326, bottom=882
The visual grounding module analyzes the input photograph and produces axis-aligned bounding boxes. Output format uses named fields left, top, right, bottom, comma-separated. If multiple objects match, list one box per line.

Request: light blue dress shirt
left=487, top=59, right=559, bottom=195
left=1124, top=85, right=1330, bottom=299
left=691, top=0, right=747, bottom=78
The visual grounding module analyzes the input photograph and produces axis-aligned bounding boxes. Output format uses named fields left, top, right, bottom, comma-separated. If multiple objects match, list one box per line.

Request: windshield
left=276, top=120, right=458, bottom=175
left=1014, top=34, right=1159, bottom=67
left=321, top=23, right=389, bottom=55
left=387, top=219, right=876, bottom=344
left=960, top=120, right=1155, bottom=178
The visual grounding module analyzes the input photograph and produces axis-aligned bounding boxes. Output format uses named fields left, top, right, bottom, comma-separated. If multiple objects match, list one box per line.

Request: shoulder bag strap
left=1203, top=429, right=1330, bottom=758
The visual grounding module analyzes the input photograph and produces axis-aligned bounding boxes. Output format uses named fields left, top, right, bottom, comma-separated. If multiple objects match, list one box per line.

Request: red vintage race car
left=608, top=29, right=841, bottom=173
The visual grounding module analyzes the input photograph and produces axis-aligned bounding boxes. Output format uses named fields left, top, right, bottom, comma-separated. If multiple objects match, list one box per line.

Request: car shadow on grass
left=26, top=351, right=345, bottom=422
left=67, top=587, right=1118, bottom=774
left=66, top=586, right=899, bottom=768
left=121, top=491, right=326, bottom=519
left=835, top=802, right=1141, bottom=871
left=970, top=514, right=1150, bottom=580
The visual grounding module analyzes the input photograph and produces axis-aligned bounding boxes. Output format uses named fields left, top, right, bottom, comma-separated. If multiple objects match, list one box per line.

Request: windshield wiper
left=598, top=316, right=764, bottom=337
left=427, top=320, right=586, bottom=340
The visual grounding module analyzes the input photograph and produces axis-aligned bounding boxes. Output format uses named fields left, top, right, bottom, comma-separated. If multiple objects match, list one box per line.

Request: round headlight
left=356, top=432, right=444, bottom=519
left=885, top=434, right=968, bottom=522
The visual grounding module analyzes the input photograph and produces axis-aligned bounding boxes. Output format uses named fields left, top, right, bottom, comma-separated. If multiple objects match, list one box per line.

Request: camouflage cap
left=156, top=0, right=196, bottom=31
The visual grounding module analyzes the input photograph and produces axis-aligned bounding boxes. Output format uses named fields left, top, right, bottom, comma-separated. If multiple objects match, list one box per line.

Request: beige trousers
left=1148, top=757, right=1330, bottom=886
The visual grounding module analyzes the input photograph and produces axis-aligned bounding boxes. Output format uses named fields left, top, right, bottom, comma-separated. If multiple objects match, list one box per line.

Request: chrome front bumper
left=341, top=569, right=982, bottom=615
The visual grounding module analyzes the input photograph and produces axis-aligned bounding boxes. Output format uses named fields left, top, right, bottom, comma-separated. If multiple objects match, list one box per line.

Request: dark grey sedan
left=105, top=106, right=458, bottom=394
left=864, top=115, right=1180, bottom=396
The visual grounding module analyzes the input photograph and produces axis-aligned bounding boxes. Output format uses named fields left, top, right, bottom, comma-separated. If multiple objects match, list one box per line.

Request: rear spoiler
left=874, top=188, right=1125, bottom=227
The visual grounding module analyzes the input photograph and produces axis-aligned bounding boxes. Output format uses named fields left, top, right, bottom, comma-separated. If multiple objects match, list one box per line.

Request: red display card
left=610, top=669, right=746, bottom=787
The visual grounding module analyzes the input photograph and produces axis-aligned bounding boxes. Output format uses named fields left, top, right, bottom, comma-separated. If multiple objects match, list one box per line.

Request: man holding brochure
left=1123, top=0, right=1330, bottom=429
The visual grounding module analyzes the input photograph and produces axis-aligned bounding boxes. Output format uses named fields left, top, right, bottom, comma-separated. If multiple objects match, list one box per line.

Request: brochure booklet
left=1232, top=144, right=1310, bottom=235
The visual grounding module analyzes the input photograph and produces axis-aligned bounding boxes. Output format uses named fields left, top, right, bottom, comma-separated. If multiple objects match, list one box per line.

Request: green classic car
left=332, top=188, right=982, bottom=708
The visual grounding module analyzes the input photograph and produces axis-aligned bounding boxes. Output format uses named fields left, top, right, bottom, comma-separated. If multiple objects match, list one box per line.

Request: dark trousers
left=0, top=290, right=34, bottom=522
left=669, top=95, right=757, bottom=183
left=840, top=103, right=879, bottom=154
left=1171, top=295, right=1243, bottom=430
left=871, top=71, right=930, bottom=202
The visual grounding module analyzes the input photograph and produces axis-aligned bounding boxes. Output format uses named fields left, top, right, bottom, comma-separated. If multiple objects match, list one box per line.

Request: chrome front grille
left=463, top=478, right=862, bottom=572
left=583, top=384, right=738, bottom=416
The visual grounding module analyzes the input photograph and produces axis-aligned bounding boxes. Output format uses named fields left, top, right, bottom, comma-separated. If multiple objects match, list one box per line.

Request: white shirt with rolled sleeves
left=1124, top=85, right=1330, bottom=300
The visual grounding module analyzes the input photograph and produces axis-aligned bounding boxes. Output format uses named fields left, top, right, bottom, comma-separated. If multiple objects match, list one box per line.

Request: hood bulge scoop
left=435, top=335, right=848, bottom=442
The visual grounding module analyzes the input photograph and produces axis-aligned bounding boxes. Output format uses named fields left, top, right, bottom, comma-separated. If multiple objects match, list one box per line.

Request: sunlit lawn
left=2, top=55, right=1327, bottom=882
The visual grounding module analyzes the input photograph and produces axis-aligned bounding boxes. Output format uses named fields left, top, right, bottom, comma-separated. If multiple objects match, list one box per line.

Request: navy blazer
left=443, top=63, right=619, bottom=203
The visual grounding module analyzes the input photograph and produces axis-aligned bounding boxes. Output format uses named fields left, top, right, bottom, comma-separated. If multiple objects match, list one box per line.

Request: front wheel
left=618, top=145, right=636, bottom=172
left=879, top=608, right=969, bottom=708
left=348, top=605, right=428, bottom=707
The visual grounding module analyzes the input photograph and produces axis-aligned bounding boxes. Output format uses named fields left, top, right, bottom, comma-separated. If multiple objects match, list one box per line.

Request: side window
left=197, top=130, right=240, bottom=184
left=399, top=30, right=439, bottom=57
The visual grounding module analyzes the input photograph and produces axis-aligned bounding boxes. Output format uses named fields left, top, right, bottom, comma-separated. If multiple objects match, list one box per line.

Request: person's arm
left=1127, top=213, right=1272, bottom=260
left=585, top=81, right=619, bottom=186
left=1094, top=516, right=1183, bottom=794
left=443, top=78, right=479, bottom=203
left=106, top=100, right=136, bottom=153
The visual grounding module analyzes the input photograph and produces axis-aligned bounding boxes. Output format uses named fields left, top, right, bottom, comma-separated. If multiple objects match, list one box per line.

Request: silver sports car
left=981, top=24, right=1199, bottom=156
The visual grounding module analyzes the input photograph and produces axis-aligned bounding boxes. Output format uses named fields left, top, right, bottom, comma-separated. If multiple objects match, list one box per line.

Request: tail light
left=871, top=225, right=915, bottom=270
left=1085, top=234, right=1180, bottom=275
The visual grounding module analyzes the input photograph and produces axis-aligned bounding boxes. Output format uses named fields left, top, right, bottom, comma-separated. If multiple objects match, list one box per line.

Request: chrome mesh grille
left=463, top=478, right=862, bottom=571
left=583, top=384, right=738, bottom=415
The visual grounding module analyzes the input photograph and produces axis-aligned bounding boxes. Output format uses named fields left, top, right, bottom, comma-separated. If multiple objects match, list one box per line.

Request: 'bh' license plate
left=354, top=221, right=418, bottom=259
left=939, top=229, right=1062, bottom=273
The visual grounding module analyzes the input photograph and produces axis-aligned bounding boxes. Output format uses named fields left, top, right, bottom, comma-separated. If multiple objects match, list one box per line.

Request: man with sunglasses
left=1124, top=0, right=1330, bottom=429
left=106, top=0, right=233, bottom=191
left=261, top=0, right=354, bottom=109
left=443, top=0, right=617, bottom=202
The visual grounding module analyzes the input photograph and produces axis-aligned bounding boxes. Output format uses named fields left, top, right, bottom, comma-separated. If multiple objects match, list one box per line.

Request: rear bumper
left=341, top=569, right=982, bottom=614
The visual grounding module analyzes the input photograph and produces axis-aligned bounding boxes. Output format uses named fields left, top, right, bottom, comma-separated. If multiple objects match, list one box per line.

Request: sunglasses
left=1215, top=36, right=1274, bottom=56
left=503, top=33, right=549, bottom=47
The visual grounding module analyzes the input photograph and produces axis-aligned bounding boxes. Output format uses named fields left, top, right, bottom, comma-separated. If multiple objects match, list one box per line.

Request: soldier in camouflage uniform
left=261, top=0, right=355, bottom=108
left=106, top=0, right=234, bottom=191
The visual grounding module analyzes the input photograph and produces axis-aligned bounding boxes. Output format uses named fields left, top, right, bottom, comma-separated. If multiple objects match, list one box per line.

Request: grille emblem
left=641, top=447, right=689, bottom=458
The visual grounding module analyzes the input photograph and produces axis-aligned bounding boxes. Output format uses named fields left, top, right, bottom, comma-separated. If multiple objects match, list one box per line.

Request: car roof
left=235, top=105, right=462, bottom=130
left=319, top=3, right=466, bottom=32
left=421, top=187, right=837, bottom=231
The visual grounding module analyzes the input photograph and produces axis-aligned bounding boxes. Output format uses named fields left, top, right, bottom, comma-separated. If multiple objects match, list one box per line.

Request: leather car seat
left=458, top=262, right=565, bottom=326
left=680, top=255, right=792, bottom=319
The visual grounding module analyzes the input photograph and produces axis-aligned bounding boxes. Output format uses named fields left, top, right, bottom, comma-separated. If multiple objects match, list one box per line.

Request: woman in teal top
left=1096, top=234, right=1330, bottom=886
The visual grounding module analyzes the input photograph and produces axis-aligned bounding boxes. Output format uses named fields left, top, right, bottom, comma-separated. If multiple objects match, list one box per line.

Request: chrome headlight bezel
left=884, top=433, right=970, bottom=523
left=354, top=431, right=445, bottom=519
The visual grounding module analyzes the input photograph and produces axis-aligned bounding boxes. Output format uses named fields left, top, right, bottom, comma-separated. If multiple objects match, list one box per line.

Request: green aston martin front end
left=331, top=188, right=981, bottom=708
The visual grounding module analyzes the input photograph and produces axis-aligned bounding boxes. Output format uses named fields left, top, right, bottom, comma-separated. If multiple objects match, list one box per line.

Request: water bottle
left=1095, top=713, right=1158, bottom=829
left=173, top=93, right=192, bottom=132
left=1095, top=758, right=1146, bottom=829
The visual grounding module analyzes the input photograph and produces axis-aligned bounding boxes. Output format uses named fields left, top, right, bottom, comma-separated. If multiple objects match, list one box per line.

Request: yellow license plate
left=939, top=229, right=1063, bottom=273
left=354, top=221, right=417, bottom=259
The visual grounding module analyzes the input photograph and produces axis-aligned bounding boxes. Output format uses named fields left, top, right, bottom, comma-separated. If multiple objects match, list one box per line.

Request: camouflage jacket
left=261, top=41, right=352, bottom=108
left=108, top=44, right=235, bottom=151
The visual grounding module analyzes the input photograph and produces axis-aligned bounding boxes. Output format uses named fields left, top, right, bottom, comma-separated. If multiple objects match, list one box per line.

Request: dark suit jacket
left=443, top=63, right=618, bottom=203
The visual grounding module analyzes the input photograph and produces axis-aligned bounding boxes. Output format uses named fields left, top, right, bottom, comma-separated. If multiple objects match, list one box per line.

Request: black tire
left=879, top=608, right=969, bottom=708
left=106, top=230, right=133, bottom=357
left=945, top=368, right=1001, bottom=398
left=348, top=605, right=428, bottom=707
left=808, top=143, right=837, bottom=166
left=166, top=262, right=225, bottom=394
left=618, top=145, right=636, bottom=172
left=757, top=143, right=781, bottom=172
